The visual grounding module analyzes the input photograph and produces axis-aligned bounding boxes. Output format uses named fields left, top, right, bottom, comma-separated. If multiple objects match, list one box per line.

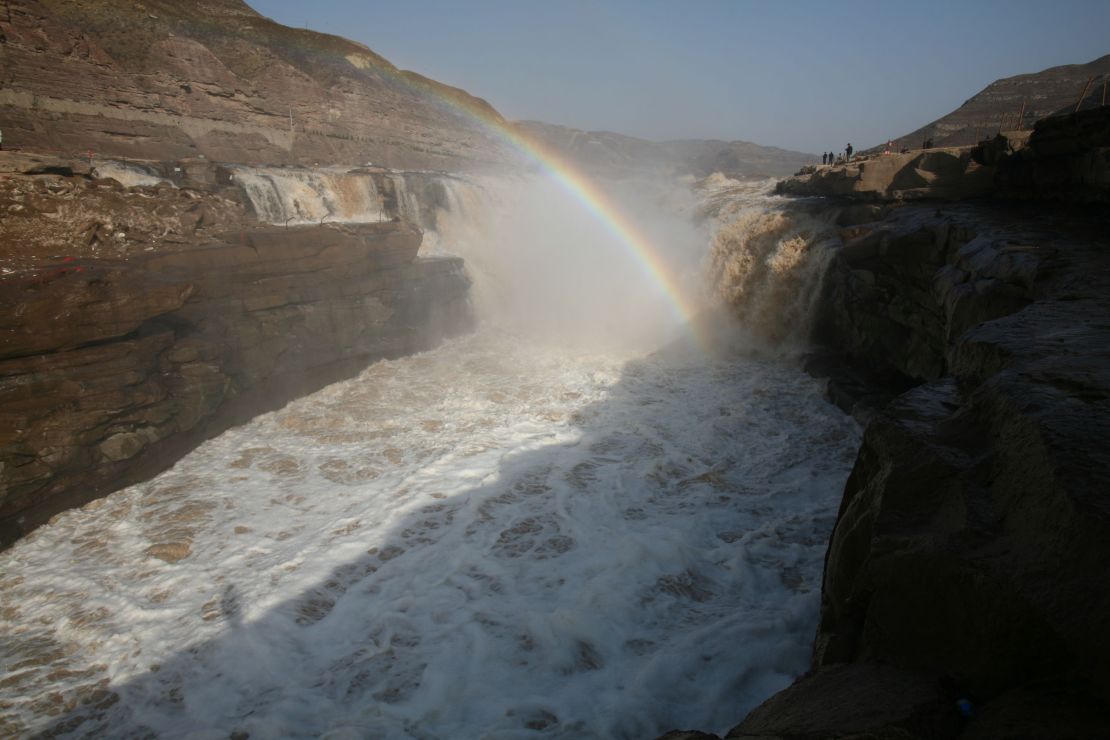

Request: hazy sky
left=248, top=0, right=1109, bottom=153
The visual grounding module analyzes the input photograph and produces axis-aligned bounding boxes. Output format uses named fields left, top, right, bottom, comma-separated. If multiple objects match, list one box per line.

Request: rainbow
left=385, top=71, right=710, bottom=350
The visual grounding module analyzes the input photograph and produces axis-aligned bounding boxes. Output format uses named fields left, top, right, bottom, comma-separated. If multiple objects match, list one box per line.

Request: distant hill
left=881, top=54, right=1110, bottom=151
left=0, top=0, right=514, bottom=169
left=514, top=121, right=814, bottom=180
left=0, top=0, right=814, bottom=177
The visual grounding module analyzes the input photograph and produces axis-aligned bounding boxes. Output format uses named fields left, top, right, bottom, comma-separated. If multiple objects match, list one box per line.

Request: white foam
left=93, top=161, right=173, bottom=188
left=231, top=166, right=386, bottom=225
left=0, top=329, right=858, bottom=738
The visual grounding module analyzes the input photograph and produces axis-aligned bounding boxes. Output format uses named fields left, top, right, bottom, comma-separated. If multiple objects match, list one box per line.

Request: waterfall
left=92, top=160, right=172, bottom=188
left=228, top=165, right=836, bottom=351
left=389, top=173, right=424, bottom=226
left=230, top=166, right=387, bottom=224
left=702, top=179, right=838, bottom=347
left=410, top=173, right=711, bottom=351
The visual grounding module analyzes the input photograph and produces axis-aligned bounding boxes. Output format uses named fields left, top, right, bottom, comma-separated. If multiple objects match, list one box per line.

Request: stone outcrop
left=0, top=220, right=472, bottom=546
left=812, top=205, right=1039, bottom=393
left=757, top=217, right=1110, bottom=732
left=997, top=106, right=1110, bottom=202
left=0, top=0, right=512, bottom=170
left=814, top=202, right=1110, bottom=709
left=780, top=105, right=1110, bottom=207
left=776, top=147, right=998, bottom=202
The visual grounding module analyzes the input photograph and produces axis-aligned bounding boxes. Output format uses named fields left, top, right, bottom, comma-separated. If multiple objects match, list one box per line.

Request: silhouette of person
left=822, top=152, right=827, bottom=165
left=846, top=143, right=854, bottom=161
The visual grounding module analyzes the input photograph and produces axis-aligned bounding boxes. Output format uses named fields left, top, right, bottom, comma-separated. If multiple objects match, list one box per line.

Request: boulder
left=996, top=106, right=1110, bottom=202
left=726, top=664, right=958, bottom=740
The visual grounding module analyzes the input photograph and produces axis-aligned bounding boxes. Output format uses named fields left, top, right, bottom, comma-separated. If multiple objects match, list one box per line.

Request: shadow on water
left=25, top=322, right=860, bottom=740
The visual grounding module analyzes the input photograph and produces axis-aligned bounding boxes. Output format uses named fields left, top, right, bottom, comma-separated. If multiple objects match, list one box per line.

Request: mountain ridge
left=0, top=0, right=513, bottom=170
left=876, top=53, right=1110, bottom=151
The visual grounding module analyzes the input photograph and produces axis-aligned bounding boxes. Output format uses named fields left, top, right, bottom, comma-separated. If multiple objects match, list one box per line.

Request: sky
left=247, top=0, right=1110, bottom=154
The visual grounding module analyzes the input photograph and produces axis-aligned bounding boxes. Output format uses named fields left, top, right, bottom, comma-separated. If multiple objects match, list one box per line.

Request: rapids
left=0, top=172, right=859, bottom=739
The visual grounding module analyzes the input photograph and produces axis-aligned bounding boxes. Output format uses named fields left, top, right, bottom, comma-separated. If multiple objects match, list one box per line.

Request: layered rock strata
left=0, top=0, right=512, bottom=170
left=0, top=221, right=471, bottom=547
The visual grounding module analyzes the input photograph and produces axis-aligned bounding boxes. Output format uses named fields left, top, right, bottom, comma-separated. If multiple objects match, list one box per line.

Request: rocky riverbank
left=665, top=110, right=1110, bottom=739
left=0, top=160, right=472, bottom=547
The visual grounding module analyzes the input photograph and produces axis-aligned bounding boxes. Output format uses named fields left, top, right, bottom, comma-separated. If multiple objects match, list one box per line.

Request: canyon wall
left=0, top=220, right=471, bottom=547
left=672, top=110, right=1110, bottom=740
left=0, top=0, right=513, bottom=170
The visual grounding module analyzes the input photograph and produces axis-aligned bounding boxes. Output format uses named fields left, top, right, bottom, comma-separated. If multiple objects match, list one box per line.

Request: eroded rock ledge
left=0, top=221, right=471, bottom=547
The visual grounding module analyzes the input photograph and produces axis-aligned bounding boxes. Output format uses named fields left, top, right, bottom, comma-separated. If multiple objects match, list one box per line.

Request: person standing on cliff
left=822, top=152, right=827, bottom=165
left=846, top=143, right=854, bottom=161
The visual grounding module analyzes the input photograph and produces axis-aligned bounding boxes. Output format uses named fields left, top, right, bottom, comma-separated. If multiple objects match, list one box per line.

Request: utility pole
left=1074, top=76, right=1095, bottom=113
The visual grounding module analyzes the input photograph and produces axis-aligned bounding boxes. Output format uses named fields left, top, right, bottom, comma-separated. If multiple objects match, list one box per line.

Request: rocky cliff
left=666, top=111, right=1110, bottom=739
left=780, top=106, right=1110, bottom=205
left=723, top=203, right=1110, bottom=740
left=776, top=146, right=998, bottom=202
left=997, top=105, right=1110, bottom=203
left=881, top=54, right=1110, bottom=151
left=0, top=0, right=513, bottom=170
left=0, top=163, right=472, bottom=546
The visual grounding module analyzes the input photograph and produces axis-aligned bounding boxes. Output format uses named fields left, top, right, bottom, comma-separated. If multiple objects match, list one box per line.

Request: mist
left=422, top=173, right=711, bottom=352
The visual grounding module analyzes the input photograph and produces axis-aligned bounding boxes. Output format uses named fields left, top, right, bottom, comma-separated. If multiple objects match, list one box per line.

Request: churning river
left=0, top=173, right=860, bottom=739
